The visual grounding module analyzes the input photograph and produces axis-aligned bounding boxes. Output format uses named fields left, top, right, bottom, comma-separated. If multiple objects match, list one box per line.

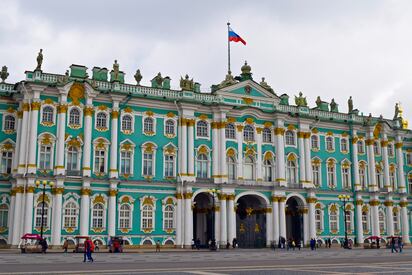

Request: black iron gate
left=236, top=210, right=266, bottom=248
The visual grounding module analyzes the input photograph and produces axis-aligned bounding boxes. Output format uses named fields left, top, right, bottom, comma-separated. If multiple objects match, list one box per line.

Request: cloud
left=1, top=0, right=411, bottom=123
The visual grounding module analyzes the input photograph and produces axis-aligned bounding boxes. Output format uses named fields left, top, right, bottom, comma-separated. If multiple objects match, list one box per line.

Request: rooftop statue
left=180, top=74, right=194, bottom=91
left=57, top=70, right=70, bottom=85
left=151, top=72, right=164, bottom=88
left=259, top=77, right=274, bottom=93
left=217, top=70, right=237, bottom=89
left=316, top=96, right=322, bottom=108
left=330, top=98, right=339, bottom=112
left=113, top=60, right=119, bottom=81
left=134, top=69, right=142, bottom=85
left=36, top=49, right=43, bottom=71
left=394, top=103, right=399, bottom=119
left=348, top=96, right=353, bottom=113
left=0, top=66, right=9, bottom=83
left=295, top=92, right=307, bottom=107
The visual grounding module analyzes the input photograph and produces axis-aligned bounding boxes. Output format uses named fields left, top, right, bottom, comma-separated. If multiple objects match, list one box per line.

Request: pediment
left=215, top=80, right=280, bottom=104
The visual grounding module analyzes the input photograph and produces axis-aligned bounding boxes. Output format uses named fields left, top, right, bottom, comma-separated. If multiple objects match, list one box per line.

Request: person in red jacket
left=83, top=238, right=94, bottom=262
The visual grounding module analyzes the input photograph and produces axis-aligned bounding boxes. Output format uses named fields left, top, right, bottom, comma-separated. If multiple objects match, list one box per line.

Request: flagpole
left=227, top=22, right=231, bottom=74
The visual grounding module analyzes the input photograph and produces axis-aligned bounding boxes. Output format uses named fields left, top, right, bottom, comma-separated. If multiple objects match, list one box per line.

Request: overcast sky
left=1, top=0, right=411, bottom=123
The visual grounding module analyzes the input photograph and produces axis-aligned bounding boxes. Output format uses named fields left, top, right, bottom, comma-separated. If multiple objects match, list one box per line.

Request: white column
left=304, top=133, right=312, bottom=185
left=23, top=180, right=35, bottom=235
left=109, top=107, right=119, bottom=178
left=55, top=103, right=67, bottom=175
left=298, top=132, right=306, bottom=186
left=275, top=127, right=286, bottom=186
left=385, top=199, right=394, bottom=237
left=181, top=120, right=187, bottom=176
left=183, top=192, right=193, bottom=247
left=11, top=185, right=23, bottom=245
left=272, top=196, right=280, bottom=244
left=381, top=133, right=390, bottom=191
left=219, top=122, right=227, bottom=182
left=307, top=197, right=317, bottom=240
left=355, top=195, right=364, bottom=244
left=366, top=133, right=377, bottom=192
left=107, top=183, right=118, bottom=237
left=220, top=195, right=227, bottom=245
left=7, top=191, right=16, bottom=244
left=370, top=198, right=380, bottom=237
left=395, top=136, right=406, bottom=193
left=51, top=179, right=64, bottom=246
left=279, top=197, right=286, bottom=239
left=351, top=132, right=361, bottom=191
left=236, top=125, right=243, bottom=180
left=79, top=182, right=91, bottom=236
left=175, top=191, right=183, bottom=247
left=82, top=106, right=93, bottom=177
left=214, top=205, right=221, bottom=247
left=12, top=109, right=23, bottom=174
left=187, top=120, right=194, bottom=177
left=212, top=123, right=219, bottom=180
left=17, top=102, right=30, bottom=174
left=256, top=128, right=263, bottom=181
left=27, top=100, right=40, bottom=174
left=266, top=207, right=273, bottom=246
left=400, top=199, right=410, bottom=243
left=227, top=195, right=236, bottom=244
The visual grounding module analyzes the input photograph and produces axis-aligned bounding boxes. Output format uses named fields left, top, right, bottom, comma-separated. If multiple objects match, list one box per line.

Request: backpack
left=90, top=241, right=95, bottom=252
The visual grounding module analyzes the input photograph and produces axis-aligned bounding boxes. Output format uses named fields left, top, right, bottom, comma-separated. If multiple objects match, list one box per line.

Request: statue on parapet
left=316, top=96, right=322, bottom=108
left=0, top=66, right=9, bottom=83
left=394, top=103, right=399, bottom=119
left=330, top=98, right=339, bottom=112
left=36, top=49, right=43, bottom=71
left=294, top=92, right=307, bottom=107
left=180, top=74, right=194, bottom=91
left=348, top=96, right=353, bottom=113
left=260, top=77, right=274, bottom=93
left=113, top=60, right=120, bottom=81
left=134, top=69, right=142, bottom=85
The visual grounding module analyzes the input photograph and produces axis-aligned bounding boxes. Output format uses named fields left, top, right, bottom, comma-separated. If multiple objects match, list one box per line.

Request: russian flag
left=228, top=27, right=246, bottom=45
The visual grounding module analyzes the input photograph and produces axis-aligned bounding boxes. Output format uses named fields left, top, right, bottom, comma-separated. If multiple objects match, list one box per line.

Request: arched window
left=407, top=152, right=412, bottom=166
left=285, top=130, right=295, bottom=146
left=4, top=115, right=15, bottom=131
left=315, top=208, right=323, bottom=232
left=327, top=160, right=336, bottom=188
left=263, top=159, right=274, bottom=182
left=92, top=203, right=104, bottom=228
left=262, top=128, right=272, bottom=143
left=225, top=123, right=235, bottom=139
left=67, top=146, right=79, bottom=172
left=69, top=108, right=81, bottom=126
left=345, top=207, right=353, bottom=233
left=196, top=153, right=208, bottom=178
left=359, top=162, right=367, bottom=190
left=329, top=206, right=338, bottom=232
left=122, top=115, right=133, bottom=131
left=142, top=205, right=153, bottom=229
left=96, top=112, right=107, bottom=129
left=143, top=117, right=154, bottom=133
left=408, top=174, right=412, bottom=194
left=244, top=156, right=255, bottom=180
left=311, top=135, right=319, bottom=150
left=119, top=204, right=131, bottom=229
left=389, top=166, right=396, bottom=190
left=286, top=158, right=297, bottom=184
left=378, top=210, right=385, bottom=233
left=387, top=143, right=394, bottom=157
left=326, top=136, right=334, bottom=151
left=227, top=156, right=236, bottom=180
left=312, top=159, right=321, bottom=187
left=340, top=138, right=348, bottom=152
left=376, top=166, right=383, bottom=189
left=163, top=205, right=174, bottom=230
left=341, top=163, right=351, bottom=189
left=373, top=141, right=380, bottom=155
left=243, top=125, right=254, bottom=142
left=35, top=202, right=49, bottom=228
left=42, top=106, right=54, bottom=123
left=165, top=120, right=175, bottom=135
left=196, top=121, right=208, bottom=137
left=0, top=204, right=8, bottom=228
left=357, top=140, right=365, bottom=154
left=63, top=202, right=77, bottom=228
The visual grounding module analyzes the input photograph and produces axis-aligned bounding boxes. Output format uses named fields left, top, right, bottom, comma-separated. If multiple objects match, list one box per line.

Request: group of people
left=83, top=237, right=94, bottom=262
left=390, top=237, right=403, bottom=253
left=191, top=238, right=239, bottom=250
left=39, top=238, right=48, bottom=253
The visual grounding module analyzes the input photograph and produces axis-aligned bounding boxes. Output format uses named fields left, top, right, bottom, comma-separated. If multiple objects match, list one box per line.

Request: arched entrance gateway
left=236, top=195, right=267, bottom=248
left=193, top=192, right=214, bottom=246
left=285, top=196, right=305, bottom=243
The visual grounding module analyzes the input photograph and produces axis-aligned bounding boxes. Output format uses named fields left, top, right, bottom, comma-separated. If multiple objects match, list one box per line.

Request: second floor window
left=311, top=135, right=319, bottom=150
left=39, top=145, right=52, bottom=170
left=196, top=121, right=208, bottom=137
left=96, top=112, right=107, bottom=129
left=143, top=152, right=154, bottom=176
left=243, top=125, right=254, bottom=142
left=165, top=120, right=175, bottom=136
left=285, top=131, right=295, bottom=146
left=69, top=108, right=81, bottom=126
left=42, top=106, right=54, bottom=123
left=262, top=128, right=272, bottom=143
left=4, top=115, right=15, bottom=131
left=1, top=151, right=12, bottom=174
left=120, top=151, right=131, bottom=175
left=122, top=115, right=132, bottom=131
left=67, top=146, right=79, bottom=171
left=94, top=149, right=105, bottom=173
left=225, top=123, right=235, bottom=139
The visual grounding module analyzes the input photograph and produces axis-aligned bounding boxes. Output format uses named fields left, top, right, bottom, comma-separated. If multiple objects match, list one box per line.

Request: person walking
left=191, top=239, right=195, bottom=249
left=291, top=239, right=296, bottom=251
left=156, top=240, right=161, bottom=252
left=391, top=238, right=398, bottom=253
left=398, top=237, right=403, bottom=253
left=83, top=238, right=93, bottom=262
left=62, top=238, right=69, bottom=253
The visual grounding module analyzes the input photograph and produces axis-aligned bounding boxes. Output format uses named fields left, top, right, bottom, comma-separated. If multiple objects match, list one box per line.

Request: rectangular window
left=121, top=151, right=131, bottom=175
left=1, top=151, right=12, bottom=174
left=67, top=148, right=78, bottom=172
left=312, top=165, right=320, bottom=187
left=340, top=139, right=348, bottom=152
left=94, top=150, right=105, bottom=173
left=164, top=155, right=174, bottom=177
left=143, top=153, right=153, bottom=176
left=39, top=145, right=52, bottom=170
left=362, top=213, right=368, bottom=232
left=330, top=212, right=338, bottom=231
left=342, top=167, right=350, bottom=189
left=359, top=167, right=367, bottom=190
left=327, top=166, right=335, bottom=187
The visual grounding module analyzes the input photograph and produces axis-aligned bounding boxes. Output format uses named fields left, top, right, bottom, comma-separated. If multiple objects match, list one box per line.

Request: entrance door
left=286, top=197, right=304, bottom=242
left=236, top=195, right=266, bottom=248
left=193, top=193, right=213, bottom=246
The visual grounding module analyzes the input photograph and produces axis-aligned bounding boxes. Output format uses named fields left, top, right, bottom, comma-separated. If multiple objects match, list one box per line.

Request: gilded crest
left=68, top=83, right=85, bottom=105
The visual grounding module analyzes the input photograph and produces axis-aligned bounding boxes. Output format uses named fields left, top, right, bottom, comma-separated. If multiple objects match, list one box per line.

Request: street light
left=35, top=180, right=54, bottom=239
left=208, top=188, right=220, bottom=250
left=338, top=194, right=351, bottom=249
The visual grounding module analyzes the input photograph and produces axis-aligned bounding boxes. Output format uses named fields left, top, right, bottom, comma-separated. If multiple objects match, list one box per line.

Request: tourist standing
left=62, top=238, right=68, bottom=253
left=398, top=237, right=403, bottom=253
left=391, top=238, right=398, bottom=253
left=156, top=240, right=161, bottom=252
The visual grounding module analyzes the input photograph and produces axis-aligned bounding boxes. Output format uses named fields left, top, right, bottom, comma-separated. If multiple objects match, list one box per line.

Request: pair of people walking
left=83, top=238, right=94, bottom=262
left=391, top=237, right=403, bottom=253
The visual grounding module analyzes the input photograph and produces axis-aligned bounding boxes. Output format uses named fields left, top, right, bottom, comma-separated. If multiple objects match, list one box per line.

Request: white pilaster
left=212, top=123, right=219, bottom=181
left=55, top=102, right=67, bottom=175
left=7, top=192, right=15, bottom=244
left=351, top=131, right=361, bottom=191
left=82, top=105, right=93, bottom=177
left=109, top=105, right=119, bottom=178
left=303, top=208, right=309, bottom=245
left=236, top=125, right=243, bottom=180
left=307, top=195, right=317, bottom=240
left=27, top=100, right=40, bottom=174
left=220, top=195, right=227, bottom=245
left=214, top=206, right=221, bottom=247
left=370, top=196, right=380, bottom=237
left=400, top=198, right=410, bottom=243
left=279, top=196, right=286, bottom=239
left=227, top=195, right=236, bottom=244
left=12, top=108, right=23, bottom=174
left=256, top=128, right=263, bottom=181
left=298, top=132, right=306, bottom=186
left=304, top=133, right=312, bottom=187
left=266, top=206, right=273, bottom=246
left=366, top=131, right=377, bottom=192
left=79, top=181, right=91, bottom=236
left=51, top=179, right=64, bottom=246
left=11, top=184, right=23, bottom=245
left=181, top=120, right=187, bottom=176
left=274, top=122, right=286, bottom=186
left=183, top=191, right=193, bottom=247
left=107, top=182, right=118, bottom=237
left=381, top=133, right=390, bottom=191
left=395, top=135, right=406, bottom=193
left=272, top=196, right=280, bottom=244
left=187, top=120, right=194, bottom=177
left=355, top=194, right=364, bottom=244
left=17, top=102, right=30, bottom=174
left=385, top=196, right=394, bottom=237
left=219, top=122, right=227, bottom=182
left=23, top=179, right=35, bottom=235
left=175, top=189, right=183, bottom=247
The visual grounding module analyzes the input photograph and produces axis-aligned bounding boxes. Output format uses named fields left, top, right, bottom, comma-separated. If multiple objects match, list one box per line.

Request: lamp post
left=208, top=188, right=220, bottom=250
left=35, top=180, right=54, bottom=239
left=338, top=194, right=350, bottom=249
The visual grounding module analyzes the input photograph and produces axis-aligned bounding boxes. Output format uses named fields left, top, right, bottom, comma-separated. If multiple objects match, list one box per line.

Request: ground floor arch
left=236, top=194, right=267, bottom=248
left=193, top=192, right=214, bottom=246
left=285, top=196, right=305, bottom=243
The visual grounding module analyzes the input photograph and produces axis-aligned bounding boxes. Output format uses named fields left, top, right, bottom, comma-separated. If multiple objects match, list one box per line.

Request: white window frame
left=119, top=204, right=132, bottom=229
left=2, top=114, right=16, bottom=132
left=140, top=196, right=156, bottom=232
left=92, top=138, right=110, bottom=175
left=387, top=143, right=394, bottom=157
left=357, top=140, right=365, bottom=154
left=142, top=116, right=156, bottom=135
left=196, top=152, right=209, bottom=179
left=311, top=135, right=319, bottom=150
left=325, top=136, right=335, bottom=152
left=243, top=155, right=256, bottom=180
left=141, top=142, right=157, bottom=177
left=0, top=148, right=13, bottom=174
left=285, top=130, right=296, bottom=146
left=92, top=203, right=106, bottom=229
left=227, top=155, right=237, bottom=180
left=326, top=159, right=337, bottom=188
left=121, top=114, right=134, bottom=133
left=286, top=154, right=298, bottom=185
left=195, top=120, right=209, bottom=139
left=340, top=137, right=349, bottom=153
left=378, top=209, right=386, bottom=234
left=406, top=152, right=412, bottom=166
left=67, top=106, right=83, bottom=129
left=359, top=161, right=368, bottom=190
left=95, top=111, right=109, bottom=130
left=373, top=141, right=381, bottom=156
left=341, top=160, right=351, bottom=189
left=312, top=158, right=321, bottom=188
left=62, top=200, right=79, bottom=229
left=37, top=133, right=56, bottom=171
left=0, top=203, right=9, bottom=228
left=376, top=166, right=384, bottom=189
left=162, top=197, right=176, bottom=232
left=34, top=200, right=51, bottom=229
left=243, top=125, right=255, bottom=142
left=40, top=104, right=56, bottom=126
left=65, top=143, right=82, bottom=173
left=117, top=195, right=135, bottom=230
left=329, top=204, right=339, bottom=232
left=362, top=208, right=370, bottom=233
left=164, top=119, right=176, bottom=137
left=225, top=123, right=236, bottom=140
left=314, top=203, right=324, bottom=233
left=262, top=128, right=272, bottom=143
left=393, top=209, right=400, bottom=233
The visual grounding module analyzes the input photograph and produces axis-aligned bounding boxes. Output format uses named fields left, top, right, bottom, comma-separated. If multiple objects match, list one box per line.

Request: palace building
left=0, top=54, right=411, bottom=248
